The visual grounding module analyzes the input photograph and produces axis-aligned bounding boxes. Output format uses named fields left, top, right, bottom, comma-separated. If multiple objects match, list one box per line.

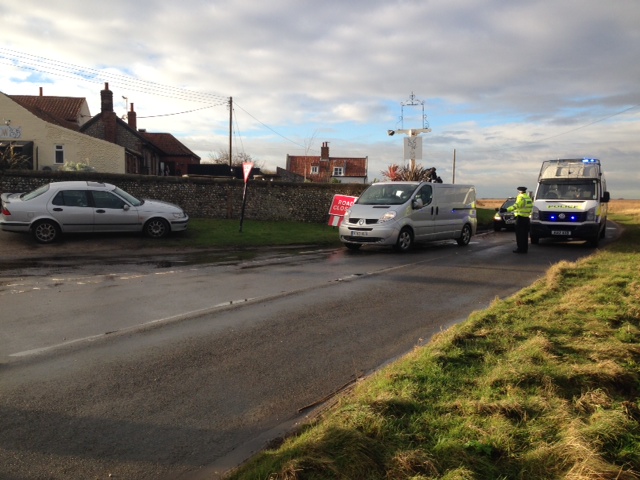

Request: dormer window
left=333, top=167, right=344, bottom=176
left=311, top=165, right=319, bottom=174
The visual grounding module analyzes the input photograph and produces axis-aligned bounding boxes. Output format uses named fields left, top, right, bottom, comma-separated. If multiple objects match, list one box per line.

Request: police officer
left=507, top=186, right=533, bottom=253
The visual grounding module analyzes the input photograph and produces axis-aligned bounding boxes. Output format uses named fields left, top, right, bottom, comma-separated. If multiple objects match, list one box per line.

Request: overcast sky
left=2, top=0, right=639, bottom=198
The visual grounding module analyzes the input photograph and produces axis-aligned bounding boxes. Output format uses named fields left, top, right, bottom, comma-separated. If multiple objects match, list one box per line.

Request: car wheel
left=144, top=218, right=170, bottom=239
left=493, top=224, right=501, bottom=232
left=456, top=224, right=472, bottom=246
left=32, top=220, right=61, bottom=244
left=344, top=243, right=362, bottom=250
left=394, top=227, right=413, bottom=252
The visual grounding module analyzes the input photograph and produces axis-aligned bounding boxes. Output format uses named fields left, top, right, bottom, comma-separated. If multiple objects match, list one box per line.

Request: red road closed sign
left=328, top=194, right=357, bottom=226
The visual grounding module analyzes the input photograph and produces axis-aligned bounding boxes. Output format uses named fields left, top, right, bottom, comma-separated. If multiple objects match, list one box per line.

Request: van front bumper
left=530, top=222, right=600, bottom=240
left=338, top=223, right=400, bottom=246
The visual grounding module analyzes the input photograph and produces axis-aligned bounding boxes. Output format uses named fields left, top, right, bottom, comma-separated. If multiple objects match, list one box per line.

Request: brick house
left=80, top=83, right=200, bottom=175
left=285, top=142, right=367, bottom=183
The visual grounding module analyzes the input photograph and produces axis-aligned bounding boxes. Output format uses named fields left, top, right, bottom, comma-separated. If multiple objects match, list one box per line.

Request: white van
left=530, top=158, right=610, bottom=247
left=338, top=181, right=477, bottom=252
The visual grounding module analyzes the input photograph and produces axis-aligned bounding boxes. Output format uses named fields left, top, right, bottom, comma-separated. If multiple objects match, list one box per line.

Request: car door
left=90, top=190, right=141, bottom=232
left=47, top=190, right=94, bottom=232
left=409, top=184, right=436, bottom=242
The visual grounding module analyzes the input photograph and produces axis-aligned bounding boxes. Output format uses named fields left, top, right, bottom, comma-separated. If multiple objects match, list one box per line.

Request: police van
left=530, top=158, right=610, bottom=247
left=338, top=181, right=477, bottom=252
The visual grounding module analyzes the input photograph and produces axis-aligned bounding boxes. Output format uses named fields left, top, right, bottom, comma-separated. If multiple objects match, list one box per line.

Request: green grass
left=159, top=218, right=344, bottom=249
left=225, top=206, right=640, bottom=480
left=152, top=208, right=496, bottom=250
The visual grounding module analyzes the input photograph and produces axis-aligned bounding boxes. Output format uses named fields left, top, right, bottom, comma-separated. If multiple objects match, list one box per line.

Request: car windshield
left=502, top=199, right=516, bottom=209
left=356, top=183, right=418, bottom=205
left=112, top=186, right=143, bottom=206
left=20, top=184, right=50, bottom=201
left=537, top=182, right=596, bottom=200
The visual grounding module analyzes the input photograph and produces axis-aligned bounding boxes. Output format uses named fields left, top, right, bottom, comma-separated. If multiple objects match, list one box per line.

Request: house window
left=333, top=167, right=344, bottom=176
left=55, top=145, right=64, bottom=164
left=311, top=165, right=319, bottom=174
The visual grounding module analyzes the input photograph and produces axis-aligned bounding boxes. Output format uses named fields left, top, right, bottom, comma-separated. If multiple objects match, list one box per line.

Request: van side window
left=416, top=185, right=433, bottom=206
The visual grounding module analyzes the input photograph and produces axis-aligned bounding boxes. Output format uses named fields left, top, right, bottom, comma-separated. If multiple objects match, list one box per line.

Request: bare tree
left=0, top=143, right=31, bottom=170
left=208, top=150, right=264, bottom=169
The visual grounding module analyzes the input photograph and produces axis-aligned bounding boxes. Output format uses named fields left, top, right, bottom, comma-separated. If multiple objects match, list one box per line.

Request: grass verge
left=225, top=202, right=640, bottom=480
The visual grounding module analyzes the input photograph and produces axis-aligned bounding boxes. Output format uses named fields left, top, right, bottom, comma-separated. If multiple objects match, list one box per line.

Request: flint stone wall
left=0, top=171, right=368, bottom=223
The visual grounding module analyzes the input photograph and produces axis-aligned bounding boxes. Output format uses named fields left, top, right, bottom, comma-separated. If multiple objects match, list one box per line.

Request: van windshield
left=537, top=182, right=597, bottom=200
left=357, top=184, right=418, bottom=205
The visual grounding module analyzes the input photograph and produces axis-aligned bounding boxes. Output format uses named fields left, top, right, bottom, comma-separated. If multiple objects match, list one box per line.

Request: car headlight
left=172, top=211, right=186, bottom=219
left=379, top=211, right=396, bottom=223
left=494, top=213, right=501, bottom=220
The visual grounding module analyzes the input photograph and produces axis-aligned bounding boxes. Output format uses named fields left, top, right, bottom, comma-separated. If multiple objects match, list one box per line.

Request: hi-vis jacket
left=507, top=193, right=533, bottom=218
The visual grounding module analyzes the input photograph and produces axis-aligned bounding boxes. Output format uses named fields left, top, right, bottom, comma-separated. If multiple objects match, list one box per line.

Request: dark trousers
left=515, top=216, right=530, bottom=252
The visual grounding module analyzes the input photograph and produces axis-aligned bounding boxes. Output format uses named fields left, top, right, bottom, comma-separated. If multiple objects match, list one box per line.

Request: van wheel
left=588, top=235, right=600, bottom=248
left=599, top=221, right=606, bottom=239
left=394, top=227, right=413, bottom=252
left=344, top=243, right=361, bottom=250
left=456, top=224, right=472, bottom=246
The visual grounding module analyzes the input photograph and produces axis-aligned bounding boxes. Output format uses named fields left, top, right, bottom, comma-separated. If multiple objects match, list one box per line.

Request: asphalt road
left=0, top=226, right=618, bottom=479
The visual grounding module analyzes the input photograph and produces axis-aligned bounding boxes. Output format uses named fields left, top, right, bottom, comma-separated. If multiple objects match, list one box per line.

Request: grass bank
left=225, top=201, right=640, bottom=480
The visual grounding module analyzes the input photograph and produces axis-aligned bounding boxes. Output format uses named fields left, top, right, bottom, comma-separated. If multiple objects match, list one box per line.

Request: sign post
left=239, top=162, right=254, bottom=233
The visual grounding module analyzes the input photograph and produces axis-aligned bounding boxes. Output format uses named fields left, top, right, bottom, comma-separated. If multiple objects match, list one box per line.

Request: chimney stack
left=39, top=87, right=43, bottom=96
left=127, top=103, right=137, bottom=130
left=101, top=82, right=114, bottom=113
left=321, top=141, right=330, bottom=160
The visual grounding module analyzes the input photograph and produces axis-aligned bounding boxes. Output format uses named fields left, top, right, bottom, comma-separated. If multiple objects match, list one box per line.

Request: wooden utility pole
left=228, top=97, right=233, bottom=167
left=452, top=149, right=456, bottom=184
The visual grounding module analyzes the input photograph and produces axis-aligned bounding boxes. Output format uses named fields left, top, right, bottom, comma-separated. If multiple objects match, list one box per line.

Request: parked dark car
left=493, top=198, right=516, bottom=231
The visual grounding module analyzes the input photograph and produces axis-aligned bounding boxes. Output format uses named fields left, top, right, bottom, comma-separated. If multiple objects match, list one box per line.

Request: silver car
left=0, top=181, right=189, bottom=243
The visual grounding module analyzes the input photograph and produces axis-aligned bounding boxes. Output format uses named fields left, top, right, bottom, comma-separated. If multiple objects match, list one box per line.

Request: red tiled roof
left=139, top=132, right=200, bottom=160
left=9, top=95, right=87, bottom=131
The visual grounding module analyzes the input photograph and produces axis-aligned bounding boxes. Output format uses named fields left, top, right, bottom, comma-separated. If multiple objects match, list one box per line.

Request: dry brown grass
left=478, top=198, right=640, bottom=215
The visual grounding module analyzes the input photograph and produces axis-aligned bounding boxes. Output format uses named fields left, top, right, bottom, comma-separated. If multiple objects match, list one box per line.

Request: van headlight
left=343, top=210, right=351, bottom=222
left=586, top=207, right=596, bottom=221
left=379, top=211, right=396, bottom=223
left=531, top=206, right=539, bottom=221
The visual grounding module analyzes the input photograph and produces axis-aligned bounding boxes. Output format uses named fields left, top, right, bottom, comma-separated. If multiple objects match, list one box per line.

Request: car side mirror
left=123, top=204, right=130, bottom=211
left=499, top=208, right=507, bottom=213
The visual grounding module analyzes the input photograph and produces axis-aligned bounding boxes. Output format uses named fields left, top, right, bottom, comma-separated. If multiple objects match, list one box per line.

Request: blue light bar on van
left=582, top=158, right=599, bottom=163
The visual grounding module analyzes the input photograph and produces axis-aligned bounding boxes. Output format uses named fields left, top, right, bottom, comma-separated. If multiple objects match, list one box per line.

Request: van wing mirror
left=601, top=191, right=610, bottom=203
left=413, top=198, right=424, bottom=209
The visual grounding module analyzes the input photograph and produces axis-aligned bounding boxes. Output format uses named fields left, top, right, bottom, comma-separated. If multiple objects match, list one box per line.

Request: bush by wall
left=0, top=170, right=367, bottom=223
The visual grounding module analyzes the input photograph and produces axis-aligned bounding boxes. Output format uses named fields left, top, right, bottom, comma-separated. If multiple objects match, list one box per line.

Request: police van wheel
left=394, top=228, right=413, bottom=252
left=456, top=224, right=472, bottom=246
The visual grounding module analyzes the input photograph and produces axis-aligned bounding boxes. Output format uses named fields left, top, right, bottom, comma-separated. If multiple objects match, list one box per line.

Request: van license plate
left=551, top=230, right=571, bottom=236
left=351, top=231, right=368, bottom=237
